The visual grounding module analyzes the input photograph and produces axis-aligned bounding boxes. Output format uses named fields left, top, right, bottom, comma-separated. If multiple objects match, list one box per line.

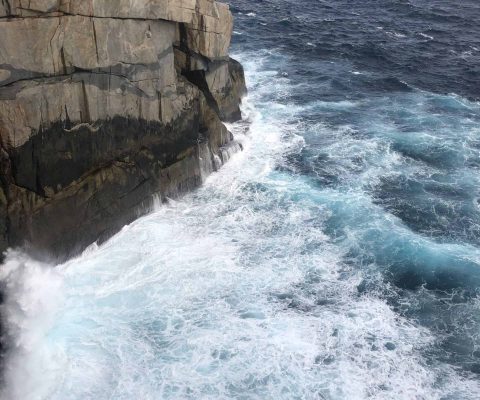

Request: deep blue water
left=1, top=1, right=480, bottom=399
left=230, top=0, right=480, bottom=101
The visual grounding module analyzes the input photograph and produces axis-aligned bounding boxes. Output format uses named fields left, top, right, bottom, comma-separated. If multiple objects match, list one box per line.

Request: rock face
left=0, top=0, right=246, bottom=261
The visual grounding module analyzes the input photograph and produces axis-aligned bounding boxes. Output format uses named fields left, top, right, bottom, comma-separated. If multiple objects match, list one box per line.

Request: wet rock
left=385, top=342, right=396, bottom=351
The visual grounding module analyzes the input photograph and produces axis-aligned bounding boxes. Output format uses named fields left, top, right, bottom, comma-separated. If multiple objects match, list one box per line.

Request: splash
left=0, top=251, right=64, bottom=400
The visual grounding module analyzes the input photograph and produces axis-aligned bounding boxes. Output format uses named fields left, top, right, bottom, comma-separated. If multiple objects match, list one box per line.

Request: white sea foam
left=386, top=31, right=407, bottom=39
left=419, top=33, right=434, bottom=40
left=0, top=252, right=65, bottom=400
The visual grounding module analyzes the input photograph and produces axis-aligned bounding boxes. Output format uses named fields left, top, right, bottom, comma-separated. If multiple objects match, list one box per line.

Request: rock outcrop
left=0, top=0, right=246, bottom=261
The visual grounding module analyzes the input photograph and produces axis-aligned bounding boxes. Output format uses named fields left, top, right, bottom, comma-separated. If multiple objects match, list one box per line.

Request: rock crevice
left=0, top=0, right=246, bottom=261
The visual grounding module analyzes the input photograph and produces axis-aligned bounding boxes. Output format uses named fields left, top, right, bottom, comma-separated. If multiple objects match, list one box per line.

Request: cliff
left=0, top=0, right=246, bottom=261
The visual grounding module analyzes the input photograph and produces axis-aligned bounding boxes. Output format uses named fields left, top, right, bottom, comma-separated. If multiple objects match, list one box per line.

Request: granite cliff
left=0, top=0, right=246, bottom=261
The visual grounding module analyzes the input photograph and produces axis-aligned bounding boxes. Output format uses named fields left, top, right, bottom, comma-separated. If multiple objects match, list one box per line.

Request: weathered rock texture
left=0, top=0, right=246, bottom=261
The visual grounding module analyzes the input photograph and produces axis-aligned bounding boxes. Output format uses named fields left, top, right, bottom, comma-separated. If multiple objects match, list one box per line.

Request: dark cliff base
left=0, top=59, right=246, bottom=263
left=1, top=111, right=239, bottom=263
left=8, top=117, right=201, bottom=261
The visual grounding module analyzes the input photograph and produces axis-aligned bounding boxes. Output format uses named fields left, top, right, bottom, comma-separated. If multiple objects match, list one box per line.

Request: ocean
left=1, top=0, right=480, bottom=398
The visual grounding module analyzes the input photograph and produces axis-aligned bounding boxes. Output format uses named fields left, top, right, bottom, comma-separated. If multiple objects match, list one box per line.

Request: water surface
left=2, top=1, right=480, bottom=399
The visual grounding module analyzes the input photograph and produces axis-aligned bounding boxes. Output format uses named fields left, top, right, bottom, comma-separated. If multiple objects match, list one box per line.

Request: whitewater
left=3, top=0, right=480, bottom=398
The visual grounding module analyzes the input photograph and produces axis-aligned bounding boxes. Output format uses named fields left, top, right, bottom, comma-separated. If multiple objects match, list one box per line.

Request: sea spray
left=0, top=251, right=65, bottom=400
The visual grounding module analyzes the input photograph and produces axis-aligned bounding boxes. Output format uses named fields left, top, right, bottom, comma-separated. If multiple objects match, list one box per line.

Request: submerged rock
left=0, top=0, right=246, bottom=261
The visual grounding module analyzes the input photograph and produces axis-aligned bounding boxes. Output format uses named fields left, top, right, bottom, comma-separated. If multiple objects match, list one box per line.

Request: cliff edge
left=0, top=0, right=246, bottom=261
